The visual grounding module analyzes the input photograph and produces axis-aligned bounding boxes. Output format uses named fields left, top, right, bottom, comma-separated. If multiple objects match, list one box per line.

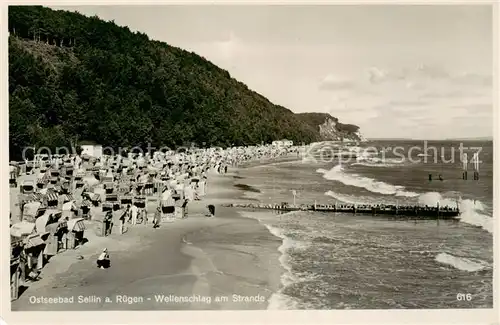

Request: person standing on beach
left=104, top=210, right=113, bottom=236
left=153, top=206, right=161, bottom=228
left=130, top=204, right=138, bottom=225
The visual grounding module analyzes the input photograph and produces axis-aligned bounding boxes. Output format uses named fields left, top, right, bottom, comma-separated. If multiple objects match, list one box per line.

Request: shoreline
left=11, top=166, right=285, bottom=311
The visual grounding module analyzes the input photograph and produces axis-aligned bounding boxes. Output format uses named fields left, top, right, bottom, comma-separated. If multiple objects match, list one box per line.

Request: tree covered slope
left=8, top=6, right=360, bottom=160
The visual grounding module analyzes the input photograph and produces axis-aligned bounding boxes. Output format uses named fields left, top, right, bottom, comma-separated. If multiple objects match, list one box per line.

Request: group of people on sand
left=32, top=144, right=298, bottom=270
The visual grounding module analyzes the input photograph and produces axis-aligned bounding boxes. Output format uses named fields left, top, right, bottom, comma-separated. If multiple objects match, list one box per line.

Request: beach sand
left=11, top=169, right=283, bottom=311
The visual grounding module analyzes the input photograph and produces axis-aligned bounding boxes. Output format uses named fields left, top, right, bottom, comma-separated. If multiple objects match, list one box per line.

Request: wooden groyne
left=224, top=202, right=461, bottom=220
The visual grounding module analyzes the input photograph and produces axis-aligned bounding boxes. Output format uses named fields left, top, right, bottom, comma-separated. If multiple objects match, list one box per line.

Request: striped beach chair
left=154, top=182, right=164, bottom=194
left=45, top=192, right=59, bottom=208
left=80, top=199, right=92, bottom=208
left=143, top=182, right=155, bottom=196
left=60, top=194, right=74, bottom=203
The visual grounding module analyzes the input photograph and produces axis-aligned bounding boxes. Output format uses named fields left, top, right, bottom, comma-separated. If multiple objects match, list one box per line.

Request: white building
left=272, top=139, right=293, bottom=147
left=80, top=144, right=103, bottom=158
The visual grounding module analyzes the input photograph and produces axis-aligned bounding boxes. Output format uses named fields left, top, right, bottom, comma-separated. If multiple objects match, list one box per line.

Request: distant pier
left=224, top=202, right=460, bottom=220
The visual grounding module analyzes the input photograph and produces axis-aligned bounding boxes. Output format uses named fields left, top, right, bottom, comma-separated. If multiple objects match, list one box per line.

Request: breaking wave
left=317, top=165, right=419, bottom=197
left=435, top=253, right=490, bottom=272
left=418, top=192, right=492, bottom=233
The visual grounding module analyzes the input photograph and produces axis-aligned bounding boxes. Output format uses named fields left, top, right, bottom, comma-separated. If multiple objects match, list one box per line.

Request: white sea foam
left=352, top=157, right=404, bottom=168
left=238, top=211, right=309, bottom=309
left=355, top=157, right=404, bottom=164
left=352, top=162, right=399, bottom=168
left=435, top=253, right=490, bottom=272
left=267, top=292, right=300, bottom=310
left=418, top=192, right=492, bottom=233
left=318, top=165, right=419, bottom=197
left=264, top=223, right=309, bottom=288
left=458, top=200, right=493, bottom=233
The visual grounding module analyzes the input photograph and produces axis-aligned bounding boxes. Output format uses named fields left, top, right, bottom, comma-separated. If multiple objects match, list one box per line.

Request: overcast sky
left=52, top=5, right=493, bottom=139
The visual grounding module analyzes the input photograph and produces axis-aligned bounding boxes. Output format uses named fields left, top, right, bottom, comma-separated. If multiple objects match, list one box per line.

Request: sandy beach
left=11, top=168, right=284, bottom=311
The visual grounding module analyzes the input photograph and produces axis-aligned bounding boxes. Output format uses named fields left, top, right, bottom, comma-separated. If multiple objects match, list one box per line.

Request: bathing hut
left=102, top=171, right=114, bottom=183
left=62, top=163, right=74, bottom=178
left=94, top=211, right=113, bottom=237
left=112, top=208, right=128, bottom=234
left=184, top=183, right=196, bottom=201
left=9, top=164, right=18, bottom=188
left=60, top=193, right=74, bottom=203
left=74, top=170, right=85, bottom=181
left=104, top=181, right=115, bottom=194
left=117, top=183, right=129, bottom=195
left=120, top=194, right=133, bottom=207
left=144, top=182, right=155, bottom=196
left=60, top=180, right=71, bottom=194
left=133, top=196, right=146, bottom=213
left=49, top=169, right=60, bottom=184
left=65, top=218, right=86, bottom=249
left=75, top=177, right=85, bottom=189
left=25, top=161, right=35, bottom=174
left=44, top=191, right=59, bottom=208
left=85, top=192, right=101, bottom=207
left=102, top=202, right=114, bottom=213
left=21, top=201, right=45, bottom=223
left=21, top=180, right=35, bottom=194
left=62, top=200, right=78, bottom=220
left=197, top=179, right=206, bottom=197
left=22, top=232, right=47, bottom=276
left=79, top=199, right=93, bottom=220
left=10, top=237, right=23, bottom=301
left=36, top=173, right=49, bottom=190
left=105, top=193, right=119, bottom=210
left=35, top=210, right=65, bottom=256
left=160, top=193, right=176, bottom=222
left=175, top=197, right=188, bottom=219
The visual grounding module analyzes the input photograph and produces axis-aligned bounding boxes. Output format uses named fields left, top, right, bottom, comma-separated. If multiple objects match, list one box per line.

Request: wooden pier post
left=436, top=202, right=440, bottom=225
left=473, top=152, right=479, bottom=180
left=462, top=153, right=468, bottom=180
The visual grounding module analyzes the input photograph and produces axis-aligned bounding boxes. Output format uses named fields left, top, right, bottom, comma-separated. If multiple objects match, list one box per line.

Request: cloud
left=318, top=64, right=492, bottom=138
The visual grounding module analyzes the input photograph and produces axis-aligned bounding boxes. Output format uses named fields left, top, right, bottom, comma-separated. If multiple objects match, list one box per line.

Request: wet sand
left=11, top=169, right=283, bottom=311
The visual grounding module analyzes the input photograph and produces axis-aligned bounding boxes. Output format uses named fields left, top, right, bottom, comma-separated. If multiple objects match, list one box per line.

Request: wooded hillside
left=8, top=6, right=360, bottom=160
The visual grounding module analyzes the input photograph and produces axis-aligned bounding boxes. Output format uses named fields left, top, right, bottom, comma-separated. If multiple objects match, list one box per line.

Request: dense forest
left=8, top=6, right=360, bottom=160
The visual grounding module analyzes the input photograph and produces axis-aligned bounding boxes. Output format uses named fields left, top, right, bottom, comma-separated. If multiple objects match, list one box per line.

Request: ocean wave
left=352, top=157, right=404, bottom=167
left=324, top=189, right=492, bottom=233
left=418, top=192, right=492, bottom=233
left=267, top=292, right=300, bottom=310
left=264, top=224, right=309, bottom=287
left=317, top=165, right=419, bottom=197
left=352, top=162, right=399, bottom=168
left=355, top=157, right=405, bottom=164
left=435, top=253, right=490, bottom=272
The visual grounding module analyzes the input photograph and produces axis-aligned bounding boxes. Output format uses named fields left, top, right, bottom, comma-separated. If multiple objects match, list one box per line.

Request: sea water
left=238, top=140, right=493, bottom=309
